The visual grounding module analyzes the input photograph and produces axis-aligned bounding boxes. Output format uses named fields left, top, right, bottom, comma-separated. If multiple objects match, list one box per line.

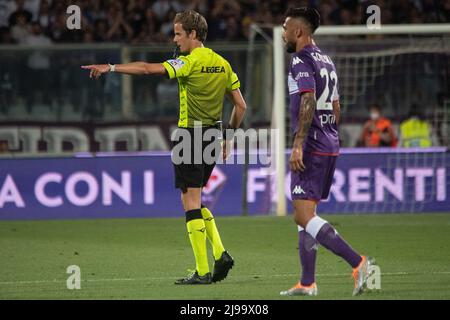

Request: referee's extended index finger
left=81, top=65, right=94, bottom=69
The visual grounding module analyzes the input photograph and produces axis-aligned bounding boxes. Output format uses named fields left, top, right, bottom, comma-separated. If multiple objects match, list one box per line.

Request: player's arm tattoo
left=293, top=92, right=316, bottom=149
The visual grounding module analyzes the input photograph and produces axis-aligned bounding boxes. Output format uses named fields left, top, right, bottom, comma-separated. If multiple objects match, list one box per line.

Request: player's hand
left=81, top=64, right=111, bottom=80
left=221, top=139, right=233, bottom=161
left=290, top=147, right=306, bottom=172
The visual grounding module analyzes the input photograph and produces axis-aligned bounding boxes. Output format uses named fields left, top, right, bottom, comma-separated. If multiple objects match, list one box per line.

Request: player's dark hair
left=174, top=10, right=208, bottom=43
left=285, top=7, right=321, bottom=34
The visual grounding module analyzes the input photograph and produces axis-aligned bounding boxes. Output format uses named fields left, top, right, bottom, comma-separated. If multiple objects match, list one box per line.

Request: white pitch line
left=1, top=271, right=450, bottom=286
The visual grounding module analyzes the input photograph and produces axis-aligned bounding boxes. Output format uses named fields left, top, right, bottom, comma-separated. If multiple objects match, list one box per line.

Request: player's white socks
left=305, top=216, right=328, bottom=239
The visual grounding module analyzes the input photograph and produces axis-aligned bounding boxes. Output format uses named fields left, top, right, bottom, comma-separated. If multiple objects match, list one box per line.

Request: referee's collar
left=190, top=46, right=209, bottom=55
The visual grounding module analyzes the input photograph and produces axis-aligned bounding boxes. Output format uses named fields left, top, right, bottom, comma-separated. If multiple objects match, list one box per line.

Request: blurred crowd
left=356, top=102, right=448, bottom=148
left=1, top=0, right=450, bottom=45
left=0, top=0, right=448, bottom=148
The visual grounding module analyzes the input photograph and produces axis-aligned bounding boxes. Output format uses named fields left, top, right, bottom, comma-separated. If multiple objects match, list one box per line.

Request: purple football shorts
left=290, top=151, right=337, bottom=202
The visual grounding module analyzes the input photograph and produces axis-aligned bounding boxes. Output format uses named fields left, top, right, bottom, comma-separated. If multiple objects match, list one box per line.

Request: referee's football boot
left=352, top=255, right=377, bottom=296
left=280, top=282, right=318, bottom=296
left=212, top=251, right=234, bottom=283
left=175, top=270, right=212, bottom=285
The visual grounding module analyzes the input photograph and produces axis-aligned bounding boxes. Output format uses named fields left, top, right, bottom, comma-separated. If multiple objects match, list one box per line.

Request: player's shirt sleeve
left=292, top=56, right=315, bottom=94
left=162, top=56, right=192, bottom=79
left=226, top=71, right=240, bottom=92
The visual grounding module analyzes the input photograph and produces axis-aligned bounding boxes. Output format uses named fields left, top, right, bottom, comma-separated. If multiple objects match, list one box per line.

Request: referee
left=82, top=10, right=247, bottom=285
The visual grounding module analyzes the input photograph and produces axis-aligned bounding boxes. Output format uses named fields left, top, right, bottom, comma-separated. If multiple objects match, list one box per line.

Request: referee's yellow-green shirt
left=162, top=47, right=241, bottom=128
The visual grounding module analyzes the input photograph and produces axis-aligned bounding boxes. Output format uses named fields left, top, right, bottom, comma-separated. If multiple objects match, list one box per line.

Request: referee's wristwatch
left=108, top=64, right=116, bottom=72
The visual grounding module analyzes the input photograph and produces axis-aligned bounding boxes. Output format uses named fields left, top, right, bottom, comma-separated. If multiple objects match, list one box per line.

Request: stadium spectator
left=399, top=104, right=432, bottom=147
left=10, top=13, right=30, bottom=43
left=105, top=5, right=134, bottom=42
left=152, top=0, right=184, bottom=22
left=24, top=0, right=41, bottom=21
left=131, top=6, right=161, bottom=44
left=186, top=0, right=209, bottom=16
left=84, top=0, right=107, bottom=26
left=0, top=26, right=15, bottom=44
left=23, top=21, right=52, bottom=111
left=223, top=16, right=243, bottom=41
left=1, top=0, right=448, bottom=129
left=93, top=19, right=109, bottom=42
left=209, top=0, right=242, bottom=39
left=318, top=1, right=335, bottom=25
left=126, top=0, right=150, bottom=38
left=8, top=0, right=32, bottom=27
left=160, top=9, right=177, bottom=37
left=358, top=103, right=398, bottom=147
left=240, top=14, right=254, bottom=40
left=0, top=28, right=15, bottom=114
left=0, top=1, right=15, bottom=27
left=48, top=13, right=74, bottom=43
left=36, top=0, right=51, bottom=31
left=3, top=0, right=449, bottom=44
left=391, top=0, right=421, bottom=23
left=435, top=92, right=450, bottom=146
left=253, top=1, right=274, bottom=24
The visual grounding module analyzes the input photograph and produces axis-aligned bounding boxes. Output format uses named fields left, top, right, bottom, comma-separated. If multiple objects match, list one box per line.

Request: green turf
left=1, top=214, right=450, bottom=300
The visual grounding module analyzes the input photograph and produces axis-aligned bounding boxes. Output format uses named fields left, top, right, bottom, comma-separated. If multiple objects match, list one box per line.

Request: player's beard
left=285, top=41, right=297, bottom=53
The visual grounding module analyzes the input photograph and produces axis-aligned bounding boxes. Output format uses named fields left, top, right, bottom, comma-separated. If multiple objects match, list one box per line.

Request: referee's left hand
left=81, top=64, right=110, bottom=80
left=290, top=147, right=306, bottom=172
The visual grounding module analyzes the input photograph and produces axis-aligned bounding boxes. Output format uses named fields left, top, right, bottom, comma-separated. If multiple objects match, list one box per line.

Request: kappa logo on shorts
left=292, top=185, right=305, bottom=195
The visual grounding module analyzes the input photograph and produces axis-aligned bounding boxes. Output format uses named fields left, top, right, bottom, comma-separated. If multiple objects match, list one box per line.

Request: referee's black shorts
left=171, top=126, right=222, bottom=193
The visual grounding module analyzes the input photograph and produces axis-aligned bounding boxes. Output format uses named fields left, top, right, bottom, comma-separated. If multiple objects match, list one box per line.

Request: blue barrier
left=0, top=148, right=449, bottom=220
left=288, top=148, right=450, bottom=214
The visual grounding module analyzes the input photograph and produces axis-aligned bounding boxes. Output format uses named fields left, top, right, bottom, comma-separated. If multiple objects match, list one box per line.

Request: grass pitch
left=1, top=214, right=450, bottom=300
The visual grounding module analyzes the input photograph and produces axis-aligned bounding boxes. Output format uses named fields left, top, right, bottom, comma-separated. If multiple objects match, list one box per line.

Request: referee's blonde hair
left=174, top=10, right=208, bottom=43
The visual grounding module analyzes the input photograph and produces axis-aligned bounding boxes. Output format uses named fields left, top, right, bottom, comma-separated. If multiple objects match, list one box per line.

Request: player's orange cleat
left=352, top=255, right=376, bottom=296
left=280, top=282, right=318, bottom=296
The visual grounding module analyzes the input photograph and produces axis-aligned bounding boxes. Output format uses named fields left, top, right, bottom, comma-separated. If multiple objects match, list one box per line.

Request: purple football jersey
left=288, top=44, right=340, bottom=155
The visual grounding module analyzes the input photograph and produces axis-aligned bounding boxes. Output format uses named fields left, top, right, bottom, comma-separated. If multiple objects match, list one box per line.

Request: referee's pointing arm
left=81, top=62, right=167, bottom=79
